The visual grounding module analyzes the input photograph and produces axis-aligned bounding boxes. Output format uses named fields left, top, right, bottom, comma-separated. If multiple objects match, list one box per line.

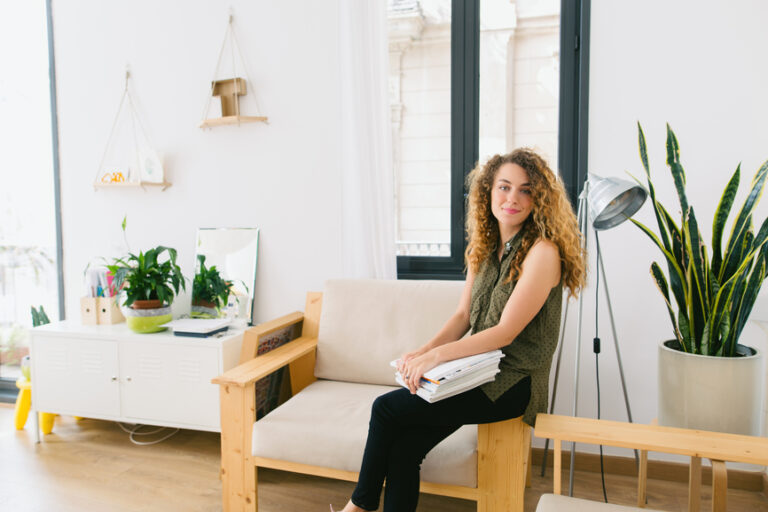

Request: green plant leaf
left=722, top=159, right=768, bottom=281
left=632, top=128, right=673, bottom=261
left=712, top=164, right=741, bottom=277
left=729, top=248, right=767, bottom=354
left=683, top=207, right=709, bottom=328
left=666, top=124, right=689, bottom=214
left=631, top=217, right=688, bottom=314
left=650, top=262, right=683, bottom=344
left=638, top=122, right=650, bottom=174
left=677, top=311, right=691, bottom=352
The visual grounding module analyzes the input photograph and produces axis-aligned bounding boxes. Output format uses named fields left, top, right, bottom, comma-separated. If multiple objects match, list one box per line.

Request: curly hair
left=464, top=149, right=586, bottom=298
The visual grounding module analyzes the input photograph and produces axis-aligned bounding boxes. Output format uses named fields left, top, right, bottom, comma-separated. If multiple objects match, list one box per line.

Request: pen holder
left=97, top=296, right=124, bottom=324
left=80, top=297, right=98, bottom=325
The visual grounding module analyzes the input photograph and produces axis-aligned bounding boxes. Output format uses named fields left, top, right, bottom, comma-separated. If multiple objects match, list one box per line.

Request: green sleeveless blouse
left=470, top=232, right=563, bottom=426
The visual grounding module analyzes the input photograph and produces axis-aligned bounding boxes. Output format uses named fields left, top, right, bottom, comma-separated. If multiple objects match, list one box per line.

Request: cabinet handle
left=126, top=376, right=132, bottom=382
left=111, top=376, right=118, bottom=382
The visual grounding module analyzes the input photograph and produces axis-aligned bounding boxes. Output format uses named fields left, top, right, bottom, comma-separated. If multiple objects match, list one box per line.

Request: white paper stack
left=391, top=350, right=504, bottom=403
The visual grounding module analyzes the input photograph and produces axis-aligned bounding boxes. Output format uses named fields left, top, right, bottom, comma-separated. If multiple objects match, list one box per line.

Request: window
left=0, top=0, right=62, bottom=400
left=390, top=0, right=590, bottom=279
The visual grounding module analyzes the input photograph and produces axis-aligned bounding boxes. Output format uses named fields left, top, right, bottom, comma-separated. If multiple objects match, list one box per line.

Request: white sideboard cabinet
left=30, top=321, right=243, bottom=437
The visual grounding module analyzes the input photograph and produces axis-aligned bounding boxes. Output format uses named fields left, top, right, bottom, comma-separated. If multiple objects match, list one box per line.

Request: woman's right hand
left=397, top=347, right=427, bottom=374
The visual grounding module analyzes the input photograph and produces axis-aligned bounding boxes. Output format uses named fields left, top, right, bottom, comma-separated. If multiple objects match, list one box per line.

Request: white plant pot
left=658, top=339, right=765, bottom=435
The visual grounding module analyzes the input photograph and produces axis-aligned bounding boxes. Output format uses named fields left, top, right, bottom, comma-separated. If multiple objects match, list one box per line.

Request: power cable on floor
left=118, top=422, right=180, bottom=446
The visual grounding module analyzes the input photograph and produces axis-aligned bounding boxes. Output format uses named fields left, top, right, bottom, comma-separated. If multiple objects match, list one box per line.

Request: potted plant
left=106, top=245, right=185, bottom=333
left=191, top=254, right=233, bottom=318
left=631, top=123, right=768, bottom=435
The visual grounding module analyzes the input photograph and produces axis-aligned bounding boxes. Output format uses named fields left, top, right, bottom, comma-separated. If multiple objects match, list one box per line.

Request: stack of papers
left=161, top=318, right=231, bottom=337
left=391, top=350, right=504, bottom=403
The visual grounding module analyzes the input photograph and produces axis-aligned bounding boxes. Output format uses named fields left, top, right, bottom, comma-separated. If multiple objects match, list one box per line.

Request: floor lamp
left=541, top=174, right=647, bottom=496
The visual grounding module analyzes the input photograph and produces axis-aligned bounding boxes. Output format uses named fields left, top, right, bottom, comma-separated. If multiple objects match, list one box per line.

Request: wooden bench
left=534, top=413, right=768, bottom=512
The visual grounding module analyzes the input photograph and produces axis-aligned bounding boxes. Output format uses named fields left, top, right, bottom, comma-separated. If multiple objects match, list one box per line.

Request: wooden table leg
left=711, top=460, right=727, bottom=512
left=637, top=448, right=648, bottom=508
left=688, top=456, right=701, bottom=512
left=554, top=439, right=562, bottom=495
left=525, top=431, right=533, bottom=488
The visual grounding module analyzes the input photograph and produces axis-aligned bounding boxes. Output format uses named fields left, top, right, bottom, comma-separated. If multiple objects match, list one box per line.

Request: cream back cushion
left=314, top=279, right=465, bottom=386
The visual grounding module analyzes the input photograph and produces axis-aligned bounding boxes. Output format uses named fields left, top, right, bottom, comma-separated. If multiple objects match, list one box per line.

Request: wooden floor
left=2, top=404, right=767, bottom=511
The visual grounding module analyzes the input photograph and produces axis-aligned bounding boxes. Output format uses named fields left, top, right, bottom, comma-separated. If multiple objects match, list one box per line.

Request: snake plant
left=631, top=123, right=768, bottom=357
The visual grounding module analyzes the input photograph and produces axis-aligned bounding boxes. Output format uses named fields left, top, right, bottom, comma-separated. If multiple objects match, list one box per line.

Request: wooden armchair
left=213, top=279, right=534, bottom=512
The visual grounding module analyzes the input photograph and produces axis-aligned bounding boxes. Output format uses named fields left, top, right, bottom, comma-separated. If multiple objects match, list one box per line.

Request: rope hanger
left=200, top=11, right=267, bottom=126
left=95, top=68, right=165, bottom=188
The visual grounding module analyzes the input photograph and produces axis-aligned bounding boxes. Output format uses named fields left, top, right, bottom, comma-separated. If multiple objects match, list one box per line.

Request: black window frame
left=397, top=0, right=590, bottom=280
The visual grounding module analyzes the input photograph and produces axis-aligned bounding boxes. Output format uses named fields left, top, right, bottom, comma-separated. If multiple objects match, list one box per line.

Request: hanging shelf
left=94, top=70, right=171, bottom=190
left=200, top=14, right=268, bottom=129
left=93, top=181, right=172, bottom=190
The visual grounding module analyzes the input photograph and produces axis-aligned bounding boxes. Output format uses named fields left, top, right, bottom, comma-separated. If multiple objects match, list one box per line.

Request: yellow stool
left=14, top=378, right=56, bottom=434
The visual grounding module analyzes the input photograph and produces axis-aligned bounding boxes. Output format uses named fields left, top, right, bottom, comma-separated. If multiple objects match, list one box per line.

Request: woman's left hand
left=401, top=349, right=441, bottom=394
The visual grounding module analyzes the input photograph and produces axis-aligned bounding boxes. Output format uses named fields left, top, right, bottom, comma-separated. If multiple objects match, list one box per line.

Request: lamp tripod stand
left=540, top=179, right=642, bottom=496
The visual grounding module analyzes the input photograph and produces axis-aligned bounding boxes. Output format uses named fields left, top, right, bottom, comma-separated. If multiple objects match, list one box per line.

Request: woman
left=334, top=148, right=586, bottom=512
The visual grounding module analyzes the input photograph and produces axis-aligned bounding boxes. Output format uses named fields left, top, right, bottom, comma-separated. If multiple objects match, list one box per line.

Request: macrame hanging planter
left=94, top=70, right=170, bottom=190
left=200, top=13, right=268, bottom=128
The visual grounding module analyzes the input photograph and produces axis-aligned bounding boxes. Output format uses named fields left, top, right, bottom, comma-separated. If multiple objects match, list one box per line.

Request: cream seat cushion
left=536, top=494, right=652, bottom=511
left=252, top=380, right=479, bottom=487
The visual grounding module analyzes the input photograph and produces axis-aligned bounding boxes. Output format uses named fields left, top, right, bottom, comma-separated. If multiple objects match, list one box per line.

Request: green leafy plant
left=106, top=245, right=186, bottom=308
left=192, top=254, right=233, bottom=310
left=31, top=305, right=50, bottom=327
left=631, top=123, right=768, bottom=357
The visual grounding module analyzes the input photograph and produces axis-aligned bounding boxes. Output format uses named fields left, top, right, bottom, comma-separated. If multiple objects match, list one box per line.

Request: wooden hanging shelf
left=199, top=115, right=268, bottom=128
left=94, top=181, right=172, bottom=191
left=199, top=16, right=268, bottom=129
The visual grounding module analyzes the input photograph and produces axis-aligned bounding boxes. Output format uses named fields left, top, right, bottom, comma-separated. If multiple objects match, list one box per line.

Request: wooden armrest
left=239, top=311, right=305, bottom=362
left=249, top=311, right=304, bottom=338
left=212, top=336, right=318, bottom=387
left=534, top=413, right=768, bottom=465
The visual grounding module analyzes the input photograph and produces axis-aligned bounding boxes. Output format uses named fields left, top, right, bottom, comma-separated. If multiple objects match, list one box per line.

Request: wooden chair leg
left=710, top=460, right=727, bottom=512
left=219, top=384, right=257, bottom=512
left=477, top=417, right=529, bottom=512
left=688, top=456, right=701, bottom=512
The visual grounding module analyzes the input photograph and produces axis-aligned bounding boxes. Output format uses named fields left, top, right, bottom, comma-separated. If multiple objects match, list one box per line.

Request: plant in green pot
left=631, top=123, right=768, bottom=435
left=191, top=254, right=233, bottom=319
left=106, top=245, right=186, bottom=333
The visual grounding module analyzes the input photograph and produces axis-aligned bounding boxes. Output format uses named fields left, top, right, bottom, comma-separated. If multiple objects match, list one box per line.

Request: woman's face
left=490, top=162, right=533, bottom=239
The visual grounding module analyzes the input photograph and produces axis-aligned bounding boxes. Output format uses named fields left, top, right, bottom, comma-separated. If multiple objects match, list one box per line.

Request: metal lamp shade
left=587, top=174, right=647, bottom=230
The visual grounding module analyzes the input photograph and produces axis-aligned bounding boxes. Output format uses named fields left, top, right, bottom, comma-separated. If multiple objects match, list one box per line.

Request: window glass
left=388, top=0, right=452, bottom=258
left=389, top=0, right=561, bottom=261
left=0, top=2, right=58, bottom=380
left=479, top=0, right=560, bottom=164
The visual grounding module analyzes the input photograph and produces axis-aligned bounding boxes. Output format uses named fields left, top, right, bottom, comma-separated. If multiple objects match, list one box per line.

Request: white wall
left=52, top=0, right=342, bottom=324
left=546, top=0, right=768, bottom=465
left=52, top=0, right=768, bottom=468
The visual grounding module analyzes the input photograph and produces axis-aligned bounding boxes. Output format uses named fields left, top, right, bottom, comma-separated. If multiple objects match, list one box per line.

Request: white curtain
left=338, top=0, right=397, bottom=279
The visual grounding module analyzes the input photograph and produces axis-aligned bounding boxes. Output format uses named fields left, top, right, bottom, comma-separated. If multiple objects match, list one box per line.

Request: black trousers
left=350, top=376, right=531, bottom=512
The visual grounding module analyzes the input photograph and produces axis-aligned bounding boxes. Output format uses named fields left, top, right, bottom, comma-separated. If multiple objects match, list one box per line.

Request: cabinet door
left=119, top=341, right=220, bottom=429
left=32, top=336, right=121, bottom=417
